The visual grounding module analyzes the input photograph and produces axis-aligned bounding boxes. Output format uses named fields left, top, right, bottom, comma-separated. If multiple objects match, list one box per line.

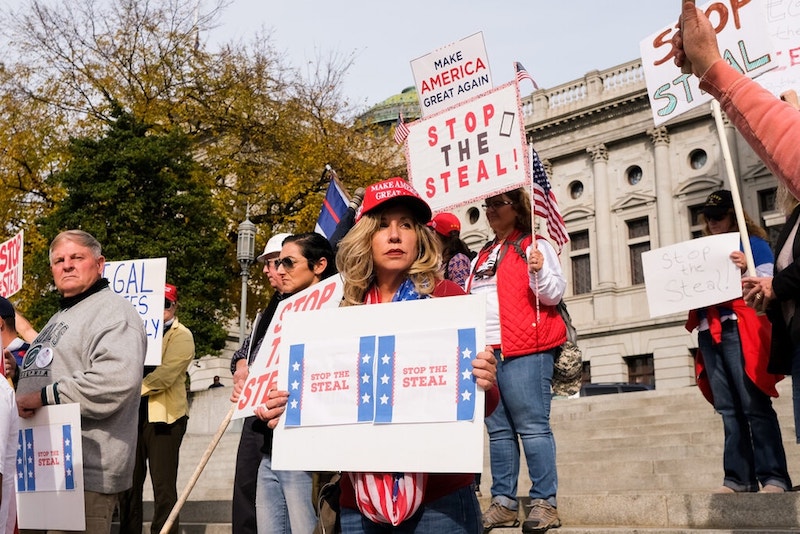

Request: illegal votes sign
left=411, top=32, right=492, bottom=117
left=102, top=257, right=166, bottom=366
left=640, top=0, right=775, bottom=126
left=407, top=81, right=528, bottom=213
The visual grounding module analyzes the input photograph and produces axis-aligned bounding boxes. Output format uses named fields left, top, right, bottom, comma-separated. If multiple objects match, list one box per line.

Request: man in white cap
left=229, top=232, right=289, bottom=534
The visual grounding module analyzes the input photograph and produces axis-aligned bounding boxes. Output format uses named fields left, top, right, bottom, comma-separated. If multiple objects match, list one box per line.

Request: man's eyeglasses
left=272, top=257, right=298, bottom=271
left=481, top=200, right=514, bottom=210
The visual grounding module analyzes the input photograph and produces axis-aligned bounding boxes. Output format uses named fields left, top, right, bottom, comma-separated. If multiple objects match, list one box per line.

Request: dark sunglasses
left=272, top=257, right=299, bottom=271
left=164, top=299, right=174, bottom=309
left=481, top=200, right=513, bottom=210
left=705, top=212, right=729, bottom=222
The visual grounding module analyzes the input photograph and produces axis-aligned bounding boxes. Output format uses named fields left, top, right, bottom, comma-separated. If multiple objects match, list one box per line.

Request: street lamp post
left=236, top=213, right=256, bottom=344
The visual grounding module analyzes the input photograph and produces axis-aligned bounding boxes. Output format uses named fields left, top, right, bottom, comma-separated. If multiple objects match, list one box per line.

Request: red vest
left=473, top=231, right=566, bottom=357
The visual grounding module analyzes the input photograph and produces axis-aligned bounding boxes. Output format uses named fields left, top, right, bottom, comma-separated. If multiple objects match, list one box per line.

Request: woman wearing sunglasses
left=686, top=189, right=791, bottom=494
left=253, top=231, right=337, bottom=534
left=468, top=187, right=566, bottom=534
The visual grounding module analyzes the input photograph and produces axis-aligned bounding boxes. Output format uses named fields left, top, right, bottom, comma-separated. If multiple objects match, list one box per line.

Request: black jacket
left=767, top=203, right=800, bottom=374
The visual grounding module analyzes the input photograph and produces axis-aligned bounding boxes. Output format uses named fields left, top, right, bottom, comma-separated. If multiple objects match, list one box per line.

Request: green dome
left=358, top=86, right=421, bottom=127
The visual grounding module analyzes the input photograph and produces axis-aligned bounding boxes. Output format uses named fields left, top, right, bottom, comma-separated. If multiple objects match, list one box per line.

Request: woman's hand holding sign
left=742, top=276, right=773, bottom=314
left=472, top=345, right=498, bottom=391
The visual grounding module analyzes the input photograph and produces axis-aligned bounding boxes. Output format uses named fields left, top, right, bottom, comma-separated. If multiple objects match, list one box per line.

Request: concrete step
left=128, top=383, right=800, bottom=532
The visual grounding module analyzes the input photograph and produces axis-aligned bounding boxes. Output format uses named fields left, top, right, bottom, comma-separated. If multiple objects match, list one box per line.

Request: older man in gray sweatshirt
left=16, top=229, right=147, bottom=534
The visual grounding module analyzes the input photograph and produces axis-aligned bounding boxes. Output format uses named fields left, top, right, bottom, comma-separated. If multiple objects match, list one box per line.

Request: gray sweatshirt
left=18, top=285, right=147, bottom=494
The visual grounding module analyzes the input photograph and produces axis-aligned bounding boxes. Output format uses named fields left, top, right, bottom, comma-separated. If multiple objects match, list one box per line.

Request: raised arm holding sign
left=671, top=1, right=800, bottom=199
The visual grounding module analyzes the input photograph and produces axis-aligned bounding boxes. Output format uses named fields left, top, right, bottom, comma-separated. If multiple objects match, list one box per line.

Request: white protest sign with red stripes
left=407, top=81, right=528, bottom=213
left=233, top=275, right=344, bottom=420
left=0, top=231, right=23, bottom=298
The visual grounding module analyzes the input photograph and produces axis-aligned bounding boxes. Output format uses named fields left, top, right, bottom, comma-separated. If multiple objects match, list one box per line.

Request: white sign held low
left=642, top=233, right=741, bottom=318
left=17, top=403, right=85, bottom=531
left=272, top=294, right=487, bottom=474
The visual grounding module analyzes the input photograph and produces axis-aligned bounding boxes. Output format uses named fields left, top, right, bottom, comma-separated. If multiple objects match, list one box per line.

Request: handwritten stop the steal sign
left=642, top=233, right=741, bottom=318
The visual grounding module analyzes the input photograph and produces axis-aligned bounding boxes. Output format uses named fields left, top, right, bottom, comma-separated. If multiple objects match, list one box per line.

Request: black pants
left=119, top=415, right=188, bottom=534
left=232, top=416, right=265, bottom=534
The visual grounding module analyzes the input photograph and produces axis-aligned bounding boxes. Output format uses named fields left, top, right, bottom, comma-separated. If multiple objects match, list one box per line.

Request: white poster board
left=16, top=403, right=84, bottom=531
left=640, top=0, right=775, bottom=126
left=407, top=81, right=528, bottom=213
left=103, top=258, right=167, bottom=366
left=411, top=32, right=492, bottom=117
left=0, top=231, right=23, bottom=298
left=233, top=275, right=344, bottom=420
left=272, top=294, right=487, bottom=473
left=756, top=0, right=800, bottom=97
left=642, top=233, right=741, bottom=317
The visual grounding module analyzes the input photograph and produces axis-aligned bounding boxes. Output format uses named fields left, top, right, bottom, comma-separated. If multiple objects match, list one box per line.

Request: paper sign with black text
left=407, top=81, right=528, bottom=212
left=102, top=258, right=166, bottom=366
left=411, top=32, right=492, bottom=117
left=0, top=231, right=23, bottom=298
left=272, top=294, right=487, bottom=473
left=16, top=403, right=84, bottom=531
left=642, top=233, right=741, bottom=317
left=640, top=0, right=775, bottom=126
left=233, top=275, right=344, bottom=420
left=752, top=0, right=800, bottom=98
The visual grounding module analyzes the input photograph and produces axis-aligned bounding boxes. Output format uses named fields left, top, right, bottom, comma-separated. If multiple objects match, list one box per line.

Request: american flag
left=531, top=145, right=568, bottom=253
left=394, top=113, right=410, bottom=145
left=515, top=61, right=539, bottom=90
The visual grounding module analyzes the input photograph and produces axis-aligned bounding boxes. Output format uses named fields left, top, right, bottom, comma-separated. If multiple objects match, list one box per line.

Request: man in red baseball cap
left=119, top=283, right=196, bottom=534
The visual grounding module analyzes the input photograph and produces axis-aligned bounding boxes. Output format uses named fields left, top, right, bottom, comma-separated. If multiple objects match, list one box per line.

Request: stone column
left=587, top=144, right=614, bottom=289
left=648, top=126, right=676, bottom=247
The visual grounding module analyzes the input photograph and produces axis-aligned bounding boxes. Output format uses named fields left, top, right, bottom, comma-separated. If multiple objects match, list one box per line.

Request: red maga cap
left=355, top=177, right=432, bottom=224
left=428, top=212, right=461, bottom=236
left=165, top=284, right=178, bottom=303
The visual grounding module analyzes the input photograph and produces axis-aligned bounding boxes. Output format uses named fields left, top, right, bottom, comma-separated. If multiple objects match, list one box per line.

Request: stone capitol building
left=358, top=58, right=783, bottom=394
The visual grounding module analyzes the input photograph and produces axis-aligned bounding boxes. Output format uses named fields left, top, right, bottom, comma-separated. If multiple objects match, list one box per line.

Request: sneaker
left=482, top=501, right=519, bottom=532
left=522, top=499, right=561, bottom=534
left=760, top=484, right=785, bottom=494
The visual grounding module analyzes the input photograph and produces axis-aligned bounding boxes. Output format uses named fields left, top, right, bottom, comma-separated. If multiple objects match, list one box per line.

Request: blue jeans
left=698, top=322, right=791, bottom=491
left=255, top=454, right=316, bottom=534
left=485, top=350, right=558, bottom=509
left=339, top=484, right=481, bottom=533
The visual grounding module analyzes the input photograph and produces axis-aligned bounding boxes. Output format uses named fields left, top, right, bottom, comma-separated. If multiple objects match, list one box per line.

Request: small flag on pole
left=514, top=61, right=539, bottom=90
left=394, top=113, right=410, bottom=145
left=531, top=146, right=568, bottom=253
left=315, top=176, right=349, bottom=240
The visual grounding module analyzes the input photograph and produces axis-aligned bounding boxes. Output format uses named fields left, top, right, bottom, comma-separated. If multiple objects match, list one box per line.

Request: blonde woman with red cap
left=259, top=178, right=499, bottom=533
left=428, top=212, right=474, bottom=290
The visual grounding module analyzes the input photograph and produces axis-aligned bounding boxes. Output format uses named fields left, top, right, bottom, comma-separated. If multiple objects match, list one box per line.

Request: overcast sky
left=211, top=1, right=681, bottom=110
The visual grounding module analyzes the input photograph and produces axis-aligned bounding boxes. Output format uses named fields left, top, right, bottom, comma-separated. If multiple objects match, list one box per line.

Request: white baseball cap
left=257, top=233, right=291, bottom=262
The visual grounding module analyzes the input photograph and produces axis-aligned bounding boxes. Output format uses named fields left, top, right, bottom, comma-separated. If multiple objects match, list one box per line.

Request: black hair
left=440, top=232, right=476, bottom=263
left=283, top=232, right=338, bottom=279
